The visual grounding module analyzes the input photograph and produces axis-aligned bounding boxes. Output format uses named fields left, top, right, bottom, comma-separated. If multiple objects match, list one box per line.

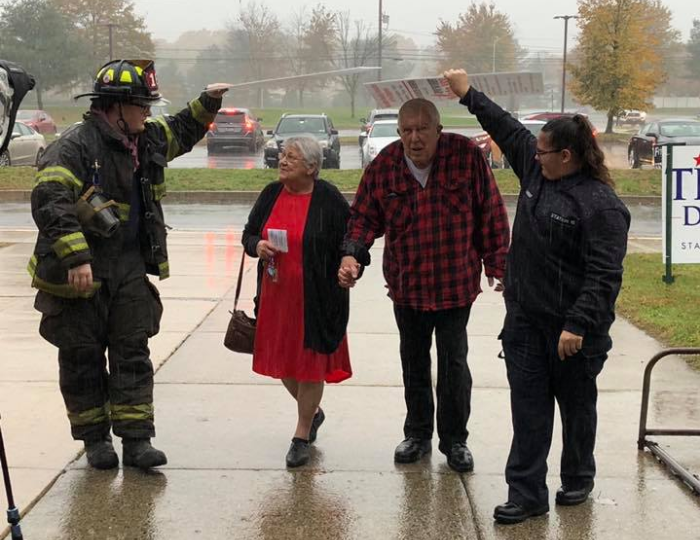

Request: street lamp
left=554, top=14, right=578, bottom=113
left=492, top=36, right=502, bottom=73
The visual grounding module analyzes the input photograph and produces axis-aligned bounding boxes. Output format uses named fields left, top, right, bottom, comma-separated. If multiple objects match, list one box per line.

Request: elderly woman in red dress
left=242, top=136, right=359, bottom=467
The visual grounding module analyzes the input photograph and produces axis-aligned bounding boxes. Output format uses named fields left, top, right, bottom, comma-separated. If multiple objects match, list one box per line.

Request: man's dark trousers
left=37, top=250, right=162, bottom=441
left=500, top=302, right=608, bottom=510
left=393, top=305, right=472, bottom=452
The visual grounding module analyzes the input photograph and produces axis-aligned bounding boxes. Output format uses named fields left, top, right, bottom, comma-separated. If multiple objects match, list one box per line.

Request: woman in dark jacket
left=445, top=69, right=630, bottom=525
left=242, top=136, right=357, bottom=468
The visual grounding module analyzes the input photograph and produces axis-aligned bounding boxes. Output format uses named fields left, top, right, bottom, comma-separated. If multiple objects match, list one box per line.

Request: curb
left=0, top=190, right=661, bottom=206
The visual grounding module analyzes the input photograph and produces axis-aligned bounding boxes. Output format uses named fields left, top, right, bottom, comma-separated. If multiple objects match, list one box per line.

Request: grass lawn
left=617, top=253, right=700, bottom=369
left=0, top=167, right=661, bottom=195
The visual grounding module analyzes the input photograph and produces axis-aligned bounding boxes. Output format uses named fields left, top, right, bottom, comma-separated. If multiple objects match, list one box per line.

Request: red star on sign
left=695, top=154, right=700, bottom=167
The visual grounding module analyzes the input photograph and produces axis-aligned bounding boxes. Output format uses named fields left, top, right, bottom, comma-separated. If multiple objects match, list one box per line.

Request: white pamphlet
left=268, top=229, right=289, bottom=253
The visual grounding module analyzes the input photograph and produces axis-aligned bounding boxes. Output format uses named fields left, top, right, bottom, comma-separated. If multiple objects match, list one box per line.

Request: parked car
left=616, top=109, right=647, bottom=126
left=206, top=108, right=264, bottom=153
left=628, top=118, right=700, bottom=168
left=0, top=121, right=47, bottom=167
left=361, top=119, right=399, bottom=168
left=473, top=120, right=547, bottom=168
left=264, top=113, right=340, bottom=169
left=16, top=109, right=57, bottom=134
left=359, top=108, right=399, bottom=148
left=521, top=111, right=587, bottom=122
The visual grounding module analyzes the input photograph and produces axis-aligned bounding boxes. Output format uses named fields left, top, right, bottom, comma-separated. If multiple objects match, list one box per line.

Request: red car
left=16, top=110, right=58, bottom=135
left=521, top=111, right=585, bottom=122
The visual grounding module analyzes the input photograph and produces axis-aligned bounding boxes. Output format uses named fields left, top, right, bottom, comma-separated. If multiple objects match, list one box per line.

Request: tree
left=434, top=2, right=521, bottom=74
left=282, top=5, right=338, bottom=107
left=187, top=45, right=236, bottom=103
left=283, top=8, right=312, bottom=107
left=0, top=0, right=89, bottom=108
left=332, top=12, right=379, bottom=118
left=688, top=19, right=700, bottom=79
left=51, top=0, right=154, bottom=70
left=569, top=0, right=680, bottom=133
left=379, top=34, right=418, bottom=82
left=236, top=1, right=284, bottom=107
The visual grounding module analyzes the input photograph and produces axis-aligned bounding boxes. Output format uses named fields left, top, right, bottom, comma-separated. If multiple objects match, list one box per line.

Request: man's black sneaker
left=394, top=437, right=432, bottom=463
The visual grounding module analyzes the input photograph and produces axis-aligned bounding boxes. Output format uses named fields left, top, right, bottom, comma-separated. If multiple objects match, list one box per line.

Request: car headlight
left=368, top=145, right=377, bottom=157
left=265, top=139, right=277, bottom=149
left=318, top=140, right=329, bottom=148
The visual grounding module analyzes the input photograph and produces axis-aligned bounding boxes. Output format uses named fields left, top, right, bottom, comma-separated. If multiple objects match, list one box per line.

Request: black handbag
left=223, top=251, right=256, bottom=354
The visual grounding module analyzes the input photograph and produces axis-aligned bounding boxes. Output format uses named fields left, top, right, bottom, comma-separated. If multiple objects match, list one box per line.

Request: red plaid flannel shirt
left=343, top=132, right=510, bottom=310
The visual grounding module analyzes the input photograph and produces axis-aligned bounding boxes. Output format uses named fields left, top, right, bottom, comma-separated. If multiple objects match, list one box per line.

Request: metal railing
left=637, top=348, right=700, bottom=495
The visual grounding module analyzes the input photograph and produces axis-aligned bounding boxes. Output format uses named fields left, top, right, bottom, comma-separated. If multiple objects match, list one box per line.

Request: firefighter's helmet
left=75, top=59, right=165, bottom=106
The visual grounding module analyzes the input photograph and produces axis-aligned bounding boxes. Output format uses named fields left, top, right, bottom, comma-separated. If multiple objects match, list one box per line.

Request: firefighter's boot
left=85, top=435, right=119, bottom=470
left=122, top=438, right=168, bottom=469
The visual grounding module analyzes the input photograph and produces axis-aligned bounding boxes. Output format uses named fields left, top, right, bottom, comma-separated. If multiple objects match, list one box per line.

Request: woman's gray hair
left=284, top=136, right=323, bottom=178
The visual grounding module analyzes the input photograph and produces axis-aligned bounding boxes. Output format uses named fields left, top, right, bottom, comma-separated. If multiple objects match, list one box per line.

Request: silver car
left=0, top=121, right=46, bottom=167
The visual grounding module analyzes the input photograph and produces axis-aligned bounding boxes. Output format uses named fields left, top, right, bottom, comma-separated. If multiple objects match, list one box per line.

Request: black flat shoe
left=493, top=501, right=549, bottom=525
left=556, top=481, right=594, bottom=506
left=286, top=437, right=310, bottom=468
left=309, top=408, right=325, bottom=444
left=394, top=437, right=432, bottom=463
left=445, top=442, right=474, bottom=473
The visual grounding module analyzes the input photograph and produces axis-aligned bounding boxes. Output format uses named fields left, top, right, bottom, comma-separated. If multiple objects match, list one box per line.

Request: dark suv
left=206, top=108, right=264, bottom=153
left=264, top=114, right=340, bottom=169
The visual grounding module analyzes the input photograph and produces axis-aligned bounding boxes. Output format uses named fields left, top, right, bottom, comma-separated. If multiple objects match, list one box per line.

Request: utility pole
left=377, top=0, right=383, bottom=81
left=492, top=36, right=501, bottom=73
left=101, top=22, right=119, bottom=61
left=554, top=15, right=578, bottom=113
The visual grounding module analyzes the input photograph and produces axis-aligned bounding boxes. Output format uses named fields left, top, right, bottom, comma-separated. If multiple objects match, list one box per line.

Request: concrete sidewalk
left=0, top=229, right=698, bottom=539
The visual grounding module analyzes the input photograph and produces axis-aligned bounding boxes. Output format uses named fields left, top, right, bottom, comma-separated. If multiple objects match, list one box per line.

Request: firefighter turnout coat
left=28, top=93, right=221, bottom=297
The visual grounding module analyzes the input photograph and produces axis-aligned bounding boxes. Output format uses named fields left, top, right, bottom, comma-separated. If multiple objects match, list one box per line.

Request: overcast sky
left=132, top=0, right=696, bottom=53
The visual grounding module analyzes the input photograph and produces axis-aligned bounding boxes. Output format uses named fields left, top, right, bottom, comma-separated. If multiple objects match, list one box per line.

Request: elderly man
left=339, top=98, right=510, bottom=472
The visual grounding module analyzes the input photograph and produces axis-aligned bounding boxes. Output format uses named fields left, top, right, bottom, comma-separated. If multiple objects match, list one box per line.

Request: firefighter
left=29, top=59, right=226, bottom=470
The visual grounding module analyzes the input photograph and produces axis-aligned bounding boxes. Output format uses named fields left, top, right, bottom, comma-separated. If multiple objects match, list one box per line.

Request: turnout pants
left=393, top=304, right=472, bottom=452
left=500, top=302, right=611, bottom=509
left=35, top=251, right=163, bottom=441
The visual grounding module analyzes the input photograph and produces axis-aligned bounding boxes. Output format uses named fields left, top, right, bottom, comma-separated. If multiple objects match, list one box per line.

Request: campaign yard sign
left=365, top=72, right=544, bottom=108
left=662, top=145, right=700, bottom=263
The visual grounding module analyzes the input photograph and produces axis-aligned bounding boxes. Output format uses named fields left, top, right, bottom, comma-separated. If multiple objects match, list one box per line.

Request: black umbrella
left=0, top=59, right=33, bottom=539
left=0, top=60, right=35, bottom=156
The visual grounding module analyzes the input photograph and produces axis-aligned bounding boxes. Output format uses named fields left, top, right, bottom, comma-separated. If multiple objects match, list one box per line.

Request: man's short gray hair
left=398, top=98, right=441, bottom=127
left=284, top=136, right=322, bottom=178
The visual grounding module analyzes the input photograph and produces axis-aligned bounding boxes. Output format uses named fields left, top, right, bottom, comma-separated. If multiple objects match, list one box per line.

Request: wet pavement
left=169, top=128, right=482, bottom=171
left=0, top=226, right=697, bottom=539
left=0, top=200, right=662, bottom=238
left=169, top=130, right=631, bottom=170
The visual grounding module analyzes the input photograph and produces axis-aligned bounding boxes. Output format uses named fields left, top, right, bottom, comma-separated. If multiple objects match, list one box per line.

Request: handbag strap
left=233, top=250, right=246, bottom=311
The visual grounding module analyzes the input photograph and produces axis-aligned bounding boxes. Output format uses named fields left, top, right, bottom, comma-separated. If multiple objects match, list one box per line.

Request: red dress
left=253, top=188, right=352, bottom=383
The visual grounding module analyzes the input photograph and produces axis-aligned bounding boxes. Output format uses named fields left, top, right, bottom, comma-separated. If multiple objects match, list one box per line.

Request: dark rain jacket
left=242, top=180, right=358, bottom=354
left=461, top=87, right=631, bottom=337
left=28, top=93, right=221, bottom=298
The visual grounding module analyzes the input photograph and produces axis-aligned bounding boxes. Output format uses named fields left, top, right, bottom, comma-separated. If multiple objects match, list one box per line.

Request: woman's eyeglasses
left=534, top=148, right=562, bottom=157
left=279, top=152, right=303, bottom=164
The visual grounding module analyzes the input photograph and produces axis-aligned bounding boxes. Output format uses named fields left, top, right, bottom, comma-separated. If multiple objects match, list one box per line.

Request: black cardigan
left=242, top=179, right=353, bottom=354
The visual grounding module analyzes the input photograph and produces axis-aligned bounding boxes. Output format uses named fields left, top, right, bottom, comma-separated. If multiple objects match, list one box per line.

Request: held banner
left=662, top=145, right=700, bottom=263
left=365, top=72, right=544, bottom=108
